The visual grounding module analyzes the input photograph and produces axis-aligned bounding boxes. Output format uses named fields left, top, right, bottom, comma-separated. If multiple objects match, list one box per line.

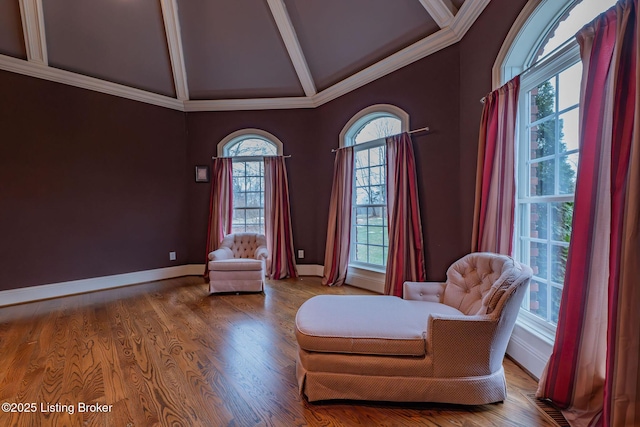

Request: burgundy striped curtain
left=264, top=156, right=298, bottom=280
left=537, top=2, right=640, bottom=426
left=204, top=157, right=233, bottom=277
left=384, top=133, right=426, bottom=297
left=471, top=76, right=520, bottom=254
left=322, top=147, right=354, bottom=286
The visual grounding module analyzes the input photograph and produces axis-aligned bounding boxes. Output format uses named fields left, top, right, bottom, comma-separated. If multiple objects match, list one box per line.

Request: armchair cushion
left=208, top=258, right=263, bottom=271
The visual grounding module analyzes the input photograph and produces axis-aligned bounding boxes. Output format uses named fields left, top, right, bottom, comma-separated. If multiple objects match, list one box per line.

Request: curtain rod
left=330, top=127, right=430, bottom=152
left=212, top=155, right=292, bottom=159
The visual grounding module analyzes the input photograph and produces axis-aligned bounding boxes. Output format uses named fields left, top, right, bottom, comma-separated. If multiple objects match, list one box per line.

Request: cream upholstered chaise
left=208, top=233, right=268, bottom=294
left=295, top=252, right=532, bottom=404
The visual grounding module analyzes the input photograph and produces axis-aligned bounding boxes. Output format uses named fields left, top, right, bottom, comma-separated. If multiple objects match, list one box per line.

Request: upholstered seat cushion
left=295, top=295, right=463, bottom=356
left=208, top=258, right=263, bottom=271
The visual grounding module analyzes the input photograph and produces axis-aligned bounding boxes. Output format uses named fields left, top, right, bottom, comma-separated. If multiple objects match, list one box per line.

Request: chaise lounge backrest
left=442, top=252, right=528, bottom=316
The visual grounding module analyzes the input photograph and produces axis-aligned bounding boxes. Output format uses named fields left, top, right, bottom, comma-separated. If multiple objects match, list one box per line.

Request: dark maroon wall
left=0, top=71, right=189, bottom=290
left=186, top=108, right=321, bottom=265
left=186, top=45, right=463, bottom=279
left=458, top=0, right=528, bottom=251
left=315, top=46, right=462, bottom=279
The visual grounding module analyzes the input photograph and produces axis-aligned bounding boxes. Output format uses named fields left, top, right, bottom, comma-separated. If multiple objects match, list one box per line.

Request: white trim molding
left=0, top=54, right=184, bottom=111
left=0, top=264, right=206, bottom=307
left=297, top=264, right=324, bottom=277
left=266, top=0, right=316, bottom=97
left=18, top=0, right=48, bottom=65
left=1, top=0, right=490, bottom=112
left=418, top=0, right=457, bottom=28
left=160, top=0, right=190, bottom=101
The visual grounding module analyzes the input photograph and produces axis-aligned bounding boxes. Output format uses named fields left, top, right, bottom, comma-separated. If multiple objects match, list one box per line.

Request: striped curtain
left=537, top=2, right=640, bottom=426
left=322, top=147, right=354, bottom=286
left=384, top=133, right=426, bottom=297
left=264, top=156, right=298, bottom=280
left=471, top=76, right=520, bottom=254
left=204, top=157, right=233, bottom=277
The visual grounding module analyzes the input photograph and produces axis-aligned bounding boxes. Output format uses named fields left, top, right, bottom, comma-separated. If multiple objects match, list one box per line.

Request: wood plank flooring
left=0, top=276, right=556, bottom=426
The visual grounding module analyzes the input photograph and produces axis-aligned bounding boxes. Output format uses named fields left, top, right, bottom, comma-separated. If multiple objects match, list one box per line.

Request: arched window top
left=494, top=0, right=616, bottom=87
left=340, top=104, right=409, bottom=147
left=217, top=128, right=283, bottom=157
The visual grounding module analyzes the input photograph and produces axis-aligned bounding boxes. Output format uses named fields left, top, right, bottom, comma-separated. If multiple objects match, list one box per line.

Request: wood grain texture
left=0, top=276, right=556, bottom=426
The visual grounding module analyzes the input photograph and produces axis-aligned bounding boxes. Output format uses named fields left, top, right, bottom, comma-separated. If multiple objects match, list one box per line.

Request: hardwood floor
left=0, top=276, right=556, bottom=426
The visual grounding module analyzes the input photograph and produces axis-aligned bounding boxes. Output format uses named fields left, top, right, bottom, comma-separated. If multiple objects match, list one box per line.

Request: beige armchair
left=294, top=252, right=532, bottom=404
left=208, top=233, right=268, bottom=294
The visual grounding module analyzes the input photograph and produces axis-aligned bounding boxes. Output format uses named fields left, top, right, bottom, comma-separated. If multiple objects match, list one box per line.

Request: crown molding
left=418, top=0, right=456, bottom=28
left=1, top=1, right=488, bottom=112
left=0, top=54, right=184, bottom=111
left=160, top=0, right=190, bottom=101
left=450, top=0, right=491, bottom=37
left=183, top=96, right=315, bottom=112
left=18, top=0, right=48, bottom=65
left=266, top=0, right=317, bottom=97
left=312, top=26, right=459, bottom=107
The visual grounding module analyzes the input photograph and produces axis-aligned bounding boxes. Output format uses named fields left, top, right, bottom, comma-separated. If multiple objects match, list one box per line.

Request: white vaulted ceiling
left=0, top=0, right=488, bottom=111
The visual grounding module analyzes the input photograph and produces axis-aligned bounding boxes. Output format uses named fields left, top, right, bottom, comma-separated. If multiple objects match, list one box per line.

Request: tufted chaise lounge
left=294, top=252, right=532, bottom=404
left=208, top=233, right=268, bottom=294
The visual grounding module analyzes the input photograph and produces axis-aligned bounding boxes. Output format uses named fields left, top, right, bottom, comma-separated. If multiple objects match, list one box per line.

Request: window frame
left=217, top=129, right=283, bottom=235
left=515, top=41, right=582, bottom=342
left=340, top=105, right=409, bottom=274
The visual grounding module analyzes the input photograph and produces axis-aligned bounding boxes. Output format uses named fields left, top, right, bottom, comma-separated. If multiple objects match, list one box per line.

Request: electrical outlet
left=297, top=249, right=304, bottom=259
left=169, top=251, right=176, bottom=261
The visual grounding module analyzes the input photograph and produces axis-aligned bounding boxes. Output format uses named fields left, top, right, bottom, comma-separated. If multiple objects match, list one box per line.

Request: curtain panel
left=264, top=156, right=298, bottom=280
left=384, top=133, right=426, bottom=296
left=471, top=76, right=520, bottom=254
left=537, top=2, right=640, bottom=426
left=322, top=147, right=354, bottom=286
left=204, top=157, right=233, bottom=277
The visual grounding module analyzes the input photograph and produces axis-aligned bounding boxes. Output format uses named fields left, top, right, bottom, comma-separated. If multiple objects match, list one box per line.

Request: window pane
left=246, top=192, right=261, bottom=207
left=355, top=168, right=369, bottom=186
left=354, top=117, right=401, bottom=144
left=355, top=244, right=368, bottom=263
left=559, top=152, right=579, bottom=195
left=551, top=245, right=569, bottom=284
left=369, top=147, right=384, bottom=166
left=370, top=166, right=383, bottom=185
left=559, top=108, right=579, bottom=152
left=530, top=120, right=556, bottom=159
left=529, top=241, right=548, bottom=278
left=369, top=245, right=384, bottom=266
left=247, top=176, right=261, bottom=192
left=245, top=161, right=261, bottom=176
left=234, top=191, right=247, bottom=208
left=558, top=62, right=582, bottom=111
left=530, top=160, right=555, bottom=196
left=551, top=202, right=573, bottom=242
left=227, top=138, right=277, bottom=156
left=355, top=225, right=367, bottom=243
left=530, top=203, right=548, bottom=239
left=529, top=280, right=548, bottom=320
left=530, top=79, right=556, bottom=122
left=355, top=150, right=369, bottom=167
left=551, top=286, right=562, bottom=325
left=355, top=187, right=370, bottom=205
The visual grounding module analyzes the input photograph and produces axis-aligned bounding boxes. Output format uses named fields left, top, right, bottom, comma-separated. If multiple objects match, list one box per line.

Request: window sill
left=346, top=265, right=386, bottom=293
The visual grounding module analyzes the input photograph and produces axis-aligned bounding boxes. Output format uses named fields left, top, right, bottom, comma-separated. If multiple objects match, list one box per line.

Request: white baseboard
left=506, top=323, right=553, bottom=380
left=346, top=266, right=385, bottom=294
left=297, top=264, right=324, bottom=277
left=0, top=264, right=206, bottom=307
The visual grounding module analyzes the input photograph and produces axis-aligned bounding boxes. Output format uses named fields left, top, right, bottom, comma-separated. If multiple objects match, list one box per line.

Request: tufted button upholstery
left=442, top=252, right=525, bottom=315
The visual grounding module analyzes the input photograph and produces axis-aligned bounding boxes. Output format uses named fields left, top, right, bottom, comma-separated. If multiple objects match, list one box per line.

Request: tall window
left=219, top=129, right=282, bottom=234
left=514, top=0, right=615, bottom=333
left=341, top=105, right=408, bottom=271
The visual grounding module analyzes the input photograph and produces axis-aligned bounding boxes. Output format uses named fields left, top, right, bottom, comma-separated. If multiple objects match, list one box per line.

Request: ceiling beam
left=18, top=0, right=47, bottom=65
left=418, top=0, right=457, bottom=28
left=160, top=0, right=190, bottom=100
left=265, top=0, right=317, bottom=97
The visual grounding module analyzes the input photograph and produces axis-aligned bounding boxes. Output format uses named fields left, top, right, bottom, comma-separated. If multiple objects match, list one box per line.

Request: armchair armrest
left=428, top=314, right=501, bottom=377
left=254, top=246, right=268, bottom=261
left=208, top=247, right=233, bottom=261
left=403, top=281, right=445, bottom=302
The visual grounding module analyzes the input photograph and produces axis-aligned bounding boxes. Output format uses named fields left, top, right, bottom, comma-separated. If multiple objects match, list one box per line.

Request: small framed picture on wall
left=195, top=165, right=210, bottom=183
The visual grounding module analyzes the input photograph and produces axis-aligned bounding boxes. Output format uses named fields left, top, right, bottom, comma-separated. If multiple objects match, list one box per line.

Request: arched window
left=497, top=0, right=615, bottom=339
left=218, top=129, right=283, bottom=234
left=340, top=105, right=409, bottom=270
